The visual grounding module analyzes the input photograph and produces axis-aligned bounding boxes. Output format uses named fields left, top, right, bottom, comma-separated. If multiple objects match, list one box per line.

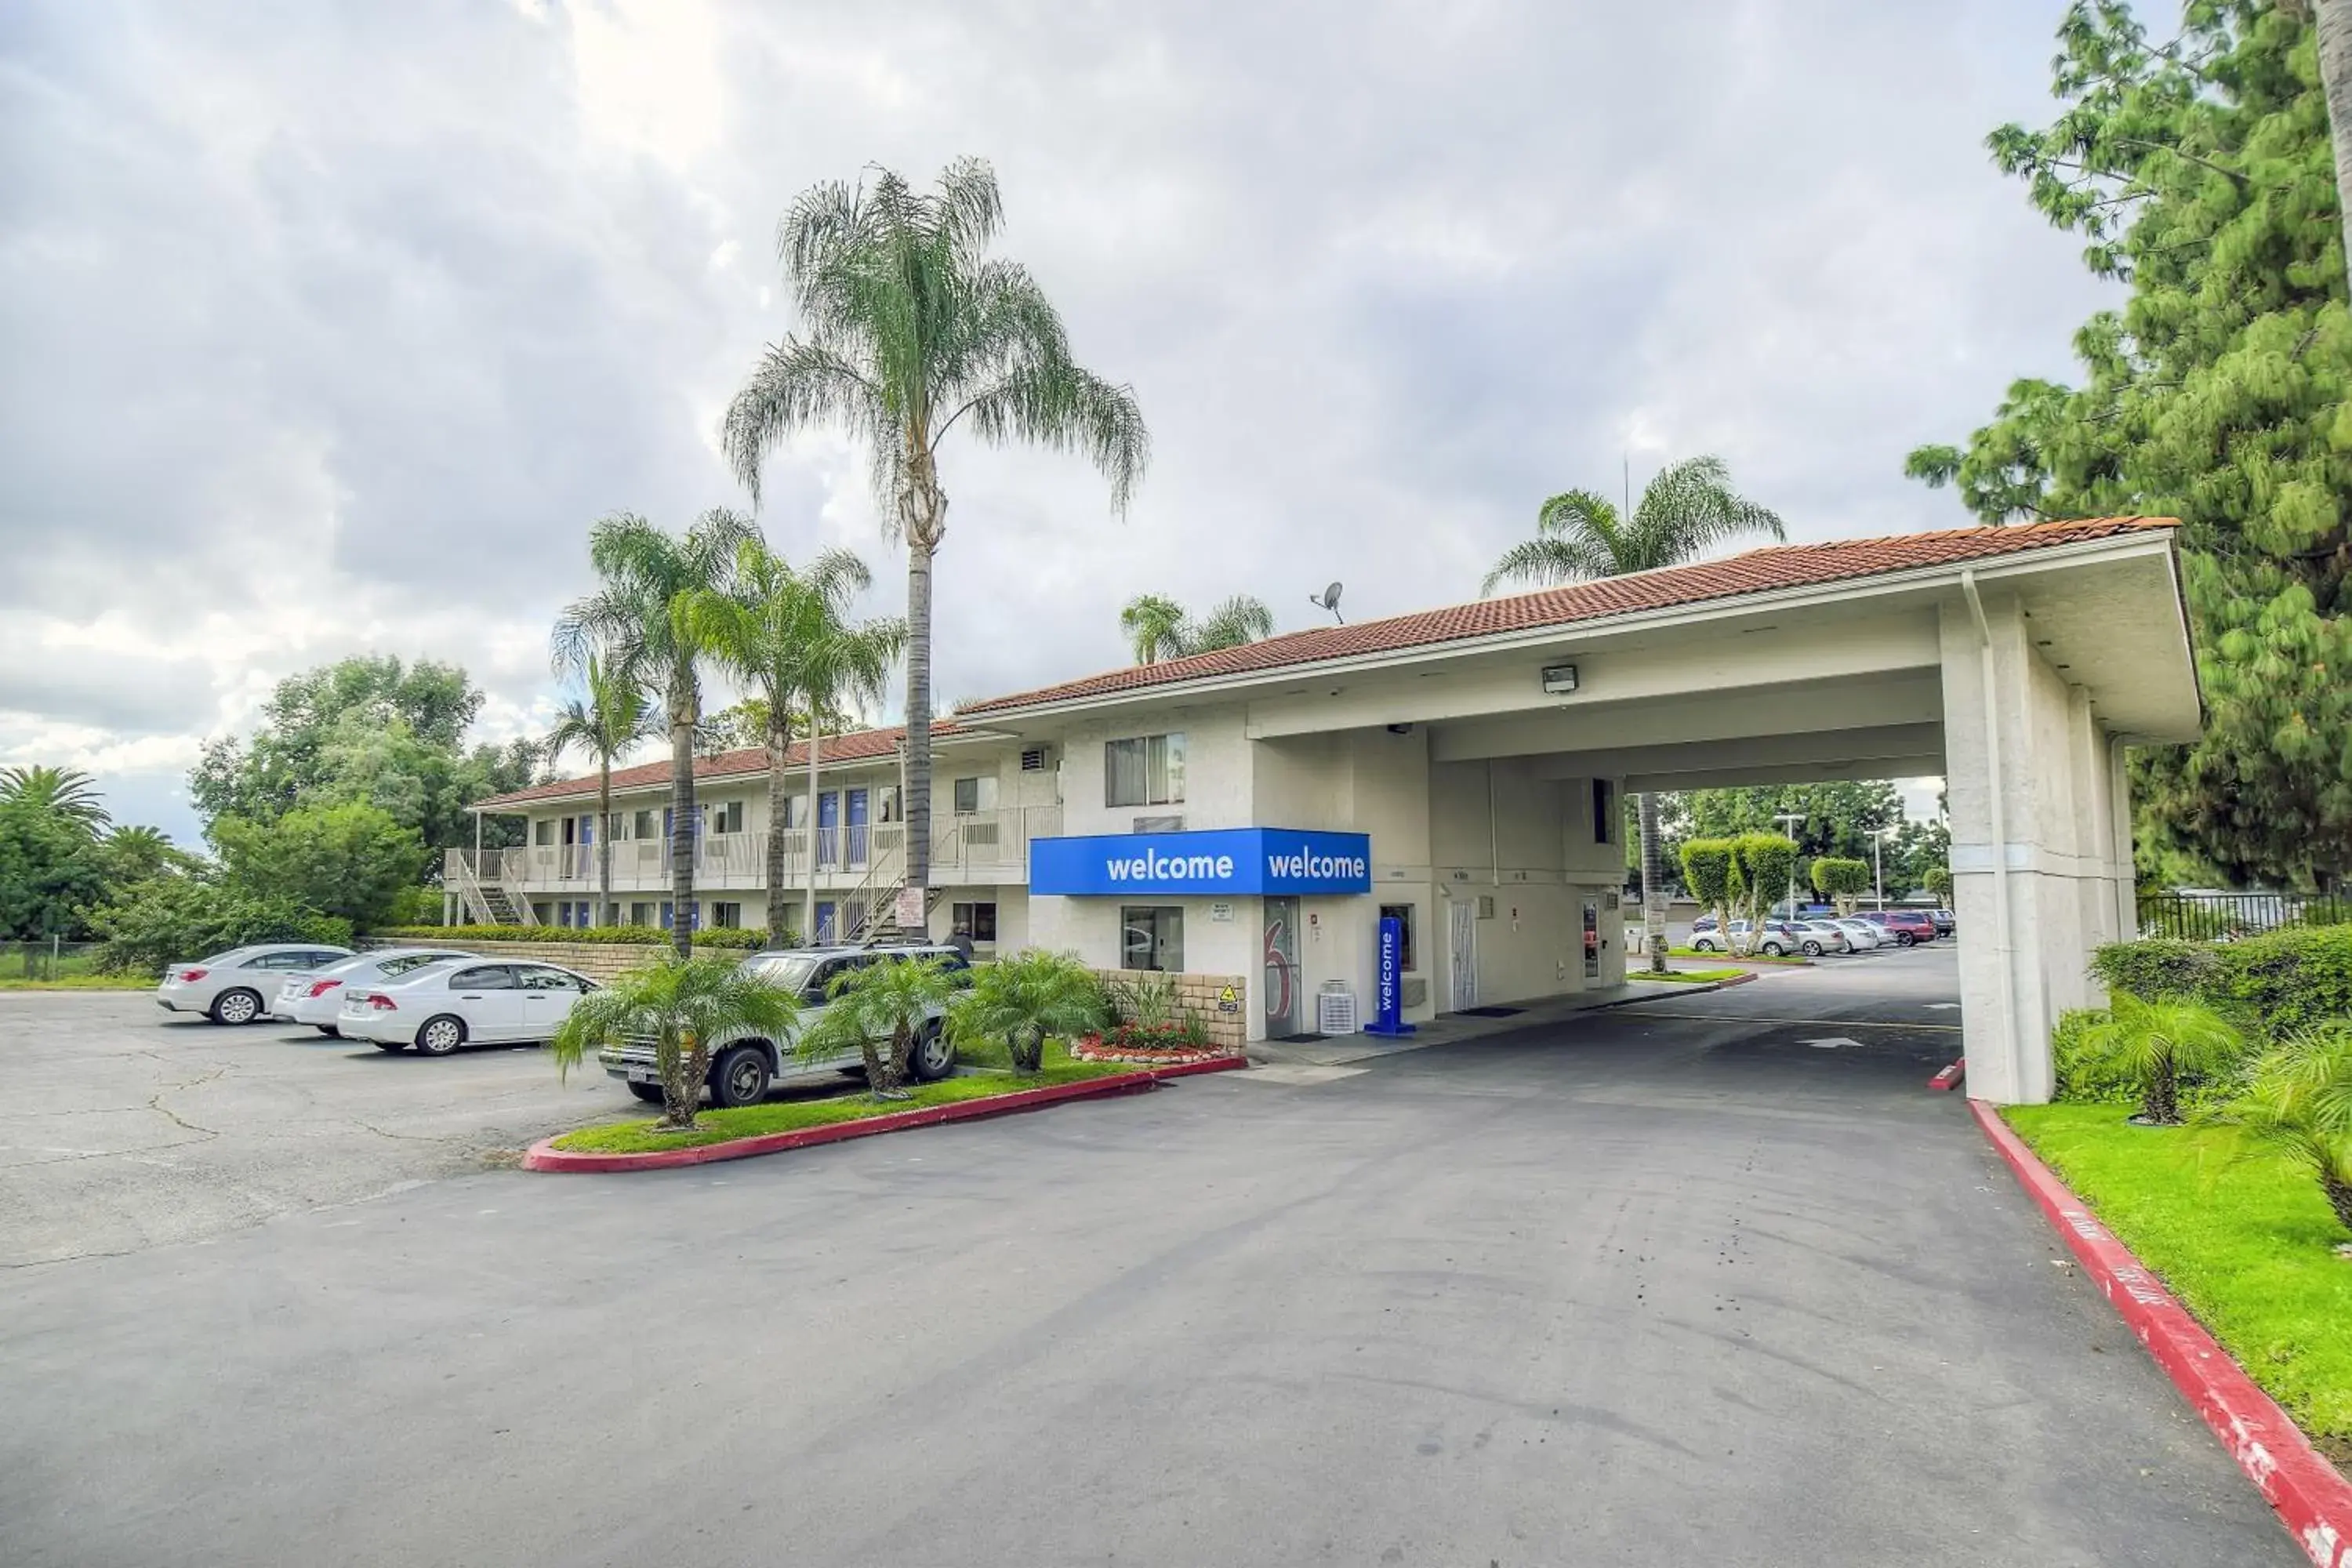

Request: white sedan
left=338, top=958, right=599, bottom=1056
left=1831, top=917, right=1886, bottom=952
left=269, top=947, right=479, bottom=1034
left=156, top=943, right=357, bottom=1025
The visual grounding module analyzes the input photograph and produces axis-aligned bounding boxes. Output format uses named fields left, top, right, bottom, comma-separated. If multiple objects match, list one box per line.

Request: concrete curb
left=1972, top=1100, right=2352, bottom=1568
left=522, top=1056, right=1249, bottom=1174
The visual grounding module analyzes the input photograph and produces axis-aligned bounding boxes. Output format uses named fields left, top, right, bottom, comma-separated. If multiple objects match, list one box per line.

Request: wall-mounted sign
left=1541, top=662, right=1580, bottom=695
left=1217, top=984, right=1240, bottom=1014
left=1029, top=827, right=1374, bottom=897
left=1209, top=901, right=1234, bottom=923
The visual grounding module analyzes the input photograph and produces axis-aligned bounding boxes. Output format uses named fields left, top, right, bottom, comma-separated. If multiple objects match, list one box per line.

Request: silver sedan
left=155, top=943, right=357, bottom=1025
left=268, top=948, right=479, bottom=1034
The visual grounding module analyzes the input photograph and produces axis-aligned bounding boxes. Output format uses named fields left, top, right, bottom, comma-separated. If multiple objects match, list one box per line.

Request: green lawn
left=552, top=1045, right=1129, bottom=1155
left=2005, top=1103, right=2352, bottom=1461
left=0, top=974, right=155, bottom=991
left=1632, top=967, right=1746, bottom=985
left=1666, top=946, right=1808, bottom=965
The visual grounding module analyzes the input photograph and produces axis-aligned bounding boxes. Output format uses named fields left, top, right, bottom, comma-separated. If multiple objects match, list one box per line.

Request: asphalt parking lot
left=0, top=947, right=2303, bottom=1566
left=0, top=992, right=632, bottom=1266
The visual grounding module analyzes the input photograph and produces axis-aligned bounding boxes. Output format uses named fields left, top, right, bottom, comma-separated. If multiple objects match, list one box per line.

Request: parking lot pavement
left=0, top=993, right=633, bottom=1266
left=0, top=951, right=2303, bottom=1567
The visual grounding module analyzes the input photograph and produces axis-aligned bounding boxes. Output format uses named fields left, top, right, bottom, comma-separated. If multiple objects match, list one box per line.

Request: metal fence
left=0, top=939, right=107, bottom=981
left=2136, top=891, right=2351, bottom=940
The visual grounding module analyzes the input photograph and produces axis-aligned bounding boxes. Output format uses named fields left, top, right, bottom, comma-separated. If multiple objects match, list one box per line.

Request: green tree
left=543, top=652, right=664, bottom=927
left=554, top=510, right=757, bottom=956
left=99, top=825, right=194, bottom=886
left=1925, top=863, right=1955, bottom=904
left=723, top=158, right=1149, bottom=915
left=0, top=797, right=108, bottom=938
left=680, top=540, right=904, bottom=946
left=2077, top=990, right=2246, bottom=1125
left=2208, top=1019, right=2352, bottom=1235
left=1481, top=458, right=1785, bottom=972
left=1809, top=856, right=1873, bottom=914
left=796, top=953, right=964, bottom=1098
left=948, top=948, right=1104, bottom=1073
left=1905, top=2, right=2352, bottom=888
left=1734, top=833, right=1800, bottom=926
left=89, top=880, right=350, bottom=975
left=1118, top=593, right=1276, bottom=663
left=210, top=801, right=428, bottom=931
left=549, top=949, right=800, bottom=1131
left=1684, top=781, right=1904, bottom=865
left=0, top=765, right=111, bottom=836
left=1679, top=838, right=1738, bottom=949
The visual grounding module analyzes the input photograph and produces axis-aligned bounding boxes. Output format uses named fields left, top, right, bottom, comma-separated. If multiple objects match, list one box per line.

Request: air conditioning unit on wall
left=1019, top=746, right=1052, bottom=771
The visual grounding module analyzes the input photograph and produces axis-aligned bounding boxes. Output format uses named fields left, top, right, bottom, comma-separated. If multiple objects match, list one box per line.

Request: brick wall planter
left=1087, top=968, right=1250, bottom=1053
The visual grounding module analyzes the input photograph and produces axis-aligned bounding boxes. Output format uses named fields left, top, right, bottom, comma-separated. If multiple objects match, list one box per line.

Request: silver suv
left=597, top=944, right=971, bottom=1108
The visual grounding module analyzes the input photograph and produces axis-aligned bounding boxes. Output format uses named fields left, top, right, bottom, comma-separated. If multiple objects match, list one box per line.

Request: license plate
left=626, top=1067, right=659, bottom=1085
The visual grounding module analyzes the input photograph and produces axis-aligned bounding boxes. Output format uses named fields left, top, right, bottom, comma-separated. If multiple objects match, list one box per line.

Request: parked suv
left=1864, top=909, right=1939, bottom=946
left=597, top=944, right=971, bottom=1108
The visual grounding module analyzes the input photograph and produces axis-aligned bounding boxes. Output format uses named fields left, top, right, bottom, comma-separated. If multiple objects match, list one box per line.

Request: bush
left=2053, top=1007, right=2135, bottom=1104
left=2206, top=924, right=2352, bottom=1040
left=211, top=801, right=427, bottom=931
left=2089, top=938, right=2220, bottom=1002
left=89, top=879, right=352, bottom=975
left=372, top=923, right=772, bottom=950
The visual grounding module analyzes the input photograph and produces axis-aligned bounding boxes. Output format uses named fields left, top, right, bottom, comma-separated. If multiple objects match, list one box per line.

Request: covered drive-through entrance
left=964, top=517, right=2199, bottom=1102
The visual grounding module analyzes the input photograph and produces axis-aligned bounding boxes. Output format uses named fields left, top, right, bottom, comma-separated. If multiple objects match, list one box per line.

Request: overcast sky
left=1, top=0, right=2114, bottom=844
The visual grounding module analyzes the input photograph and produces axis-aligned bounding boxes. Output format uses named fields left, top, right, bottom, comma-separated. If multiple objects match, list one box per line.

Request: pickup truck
left=597, top=944, right=970, bottom=1107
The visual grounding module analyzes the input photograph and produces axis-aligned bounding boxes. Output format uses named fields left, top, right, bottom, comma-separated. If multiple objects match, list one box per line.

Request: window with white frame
left=952, top=775, right=999, bottom=815
left=533, top=819, right=555, bottom=846
left=951, top=901, right=998, bottom=943
left=1105, top=733, right=1185, bottom=808
left=1120, top=906, right=1183, bottom=971
left=711, top=902, right=742, bottom=928
left=631, top=808, right=655, bottom=839
left=712, top=800, right=745, bottom=834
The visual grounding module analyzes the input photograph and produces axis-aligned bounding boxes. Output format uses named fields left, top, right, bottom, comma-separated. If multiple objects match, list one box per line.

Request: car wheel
left=1761, top=942, right=1786, bottom=957
left=1802, top=941, right=1824, bottom=956
left=710, top=1046, right=772, bottom=1109
left=1692, top=938, right=1715, bottom=953
left=626, top=1082, right=664, bottom=1104
left=1896, top=932, right=1916, bottom=947
left=375, top=1040, right=407, bottom=1053
left=908, top=1025, right=956, bottom=1083
left=316, top=1025, right=341, bottom=1039
left=209, top=988, right=263, bottom=1025
left=415, top=1015, right=467, bottom=1056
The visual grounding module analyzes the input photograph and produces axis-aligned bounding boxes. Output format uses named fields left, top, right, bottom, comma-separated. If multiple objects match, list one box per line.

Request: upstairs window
left=953, top=775, right=999, bottom=815
left=1105, top=732, right=1185, bottom=808
left=712, top=800, right=745, bottom=834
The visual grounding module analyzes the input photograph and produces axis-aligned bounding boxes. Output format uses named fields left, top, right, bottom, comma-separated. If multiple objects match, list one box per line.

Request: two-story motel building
left=465, top=517, right=2202, bottom=1104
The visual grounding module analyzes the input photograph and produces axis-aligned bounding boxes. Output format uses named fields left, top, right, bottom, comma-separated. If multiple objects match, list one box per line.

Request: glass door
left=1262, top=897, right=1299, bottom=1037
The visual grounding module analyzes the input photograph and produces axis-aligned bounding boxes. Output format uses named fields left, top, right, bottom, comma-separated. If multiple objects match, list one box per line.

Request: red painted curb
left=1928, top=1061, right=1965, bottom=1091
left=1972, top=1100, right=2352, bottom=1568
left=523, top=1056, right=1249, bottom=1174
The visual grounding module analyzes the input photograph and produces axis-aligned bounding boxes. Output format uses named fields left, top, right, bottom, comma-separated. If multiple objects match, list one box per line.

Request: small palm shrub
left=798, top=954, right=964, bottom=1098
left=948, top=949, right=1103, bottom=1073
left=2074, top=991, right=2245, bottom=1126
left=2206, top=1022, right=2352, bottom=1237
left=548, top=950, right=799, bottom=1129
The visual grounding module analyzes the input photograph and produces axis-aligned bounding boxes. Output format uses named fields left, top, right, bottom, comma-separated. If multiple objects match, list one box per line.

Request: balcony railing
left=446, top=805, right=1062, bottom=895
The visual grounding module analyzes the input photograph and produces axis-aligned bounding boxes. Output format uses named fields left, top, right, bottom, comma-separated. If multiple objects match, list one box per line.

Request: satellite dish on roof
left=1309, top=581, right=1345, bottom=625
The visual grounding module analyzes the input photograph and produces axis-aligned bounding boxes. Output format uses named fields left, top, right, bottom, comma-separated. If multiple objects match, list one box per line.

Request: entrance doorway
left=1449, top=899, right=1477, bottom=1011
left=1263, top=897, right=1300, bottom=1037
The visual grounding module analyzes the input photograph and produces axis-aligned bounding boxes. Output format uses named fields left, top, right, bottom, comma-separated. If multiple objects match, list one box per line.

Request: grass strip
left=2005, top=1103, right=2352, bottom=1461
left=553, top=1056, right=1127, bottom=1155
left=0, top=975, right=157, bottom=991
left=1631, top=967, right=1746, bottom=984
left=1665, top=946, right=1809, bottom=965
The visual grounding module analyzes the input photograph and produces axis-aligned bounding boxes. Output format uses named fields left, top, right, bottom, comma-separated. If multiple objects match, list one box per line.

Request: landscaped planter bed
left=1069, top=1036, right=1237, bottom=1065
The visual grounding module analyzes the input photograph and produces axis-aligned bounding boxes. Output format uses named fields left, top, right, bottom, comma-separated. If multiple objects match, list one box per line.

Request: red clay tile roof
left=476, top=723, right=953, bottom=810
left=481, top=517, right=2175, bottom=809
left=958, top=517, right=2178, bottom=716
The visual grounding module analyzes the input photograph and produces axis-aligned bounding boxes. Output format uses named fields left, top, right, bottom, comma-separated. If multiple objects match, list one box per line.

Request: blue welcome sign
left=1029, top=827, right=1373, bottom=897
left=1363, top=915, right=1415, bottom=1036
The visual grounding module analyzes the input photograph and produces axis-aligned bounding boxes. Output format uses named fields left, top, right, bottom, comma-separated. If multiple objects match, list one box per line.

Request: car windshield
left=748, top=953, right=822, bottom=992
left=378, top=953, right=463, bottom=978
left=197, top=948, right=250, bottom=966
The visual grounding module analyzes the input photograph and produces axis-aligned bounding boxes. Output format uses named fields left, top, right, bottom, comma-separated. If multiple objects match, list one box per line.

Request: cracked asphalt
left=0, top=953, right=2306, bottom=1566
left=0, top=993, right=633, bottom=1266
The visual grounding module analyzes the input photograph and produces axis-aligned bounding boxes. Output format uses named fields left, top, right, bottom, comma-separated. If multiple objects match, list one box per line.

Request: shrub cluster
left=2092, top=926, right=2352, bottom=1038
left=373, top=924, right=771, bottom=951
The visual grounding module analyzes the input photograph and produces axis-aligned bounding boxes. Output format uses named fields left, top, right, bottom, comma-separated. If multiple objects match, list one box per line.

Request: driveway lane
left=0, top=956, right=2303, bottom=1566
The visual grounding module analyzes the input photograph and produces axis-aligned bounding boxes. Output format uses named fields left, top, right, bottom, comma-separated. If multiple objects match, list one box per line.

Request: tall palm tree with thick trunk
left=1118, top=593, right=1275, bottom=663
left=680, top=539, right=904, bottom=946
left=543, top=652, right=663, bottom=927
left=723, top=158, right=1148, bottom=924
left=1483, top=456, right=1785, bottom=974
left=554, top=510, right=755, bottom=956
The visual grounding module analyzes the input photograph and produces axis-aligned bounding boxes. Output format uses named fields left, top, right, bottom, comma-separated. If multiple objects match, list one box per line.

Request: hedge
left=2089, top=924, right=2352, bottom=1040
left=373, top=924, right=771, bottom=951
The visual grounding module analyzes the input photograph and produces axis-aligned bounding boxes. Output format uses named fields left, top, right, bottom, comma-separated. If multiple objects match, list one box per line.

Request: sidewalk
left=1247, top=972, right=1744, bottom=1068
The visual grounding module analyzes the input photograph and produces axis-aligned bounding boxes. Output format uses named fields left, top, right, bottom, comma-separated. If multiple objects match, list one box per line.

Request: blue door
left=816, top=792, right=840, bottom=868
left=815, top=900, right=837, bottom=942
left=845, top=788, right=869, bottom=866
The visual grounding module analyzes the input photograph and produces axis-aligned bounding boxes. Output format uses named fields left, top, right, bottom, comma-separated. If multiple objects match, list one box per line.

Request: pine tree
left=1906, top=2, right=2352, bottom=888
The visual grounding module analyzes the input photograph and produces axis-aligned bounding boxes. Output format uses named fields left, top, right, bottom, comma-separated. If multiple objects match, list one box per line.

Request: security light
left=1541, top=662, right=1579, bottom=695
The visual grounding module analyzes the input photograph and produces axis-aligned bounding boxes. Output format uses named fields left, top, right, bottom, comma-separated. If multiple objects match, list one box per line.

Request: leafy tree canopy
left=191, top=656, right=540, bottom=855
left=209, top=801, right=430, bottom=931
left=0, top=797, right=109, bottom=939
left=88, top=879, right=351, bottom=976
left=1906, top=2, right=2352, bottom=887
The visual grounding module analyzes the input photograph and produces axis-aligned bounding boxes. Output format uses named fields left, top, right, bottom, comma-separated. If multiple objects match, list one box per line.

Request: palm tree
left=948, top=948, right=1104, bottom=1073
left=0, top=765, right=111, bottom=835
left=680, top=539, right=905, bottom=946
left=549, top=949, right=800, bottom=1131
left=1118, top=593, right=1275, bottom=663
left=1483, top=456, right=1785, bottom=975
left=553, top=509, right=757, bottom=956
left=100, top=824, right=191, bottom=883
left=723, top=158, right=1148, bottom=919
left=2209, top=1022, right=2352, bottom=1236
left=797, top=953, right=964, bottom=1098
left=543, top=652, right=664, bottom=927
left=2078, top=991, right=2245, bottom=1126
